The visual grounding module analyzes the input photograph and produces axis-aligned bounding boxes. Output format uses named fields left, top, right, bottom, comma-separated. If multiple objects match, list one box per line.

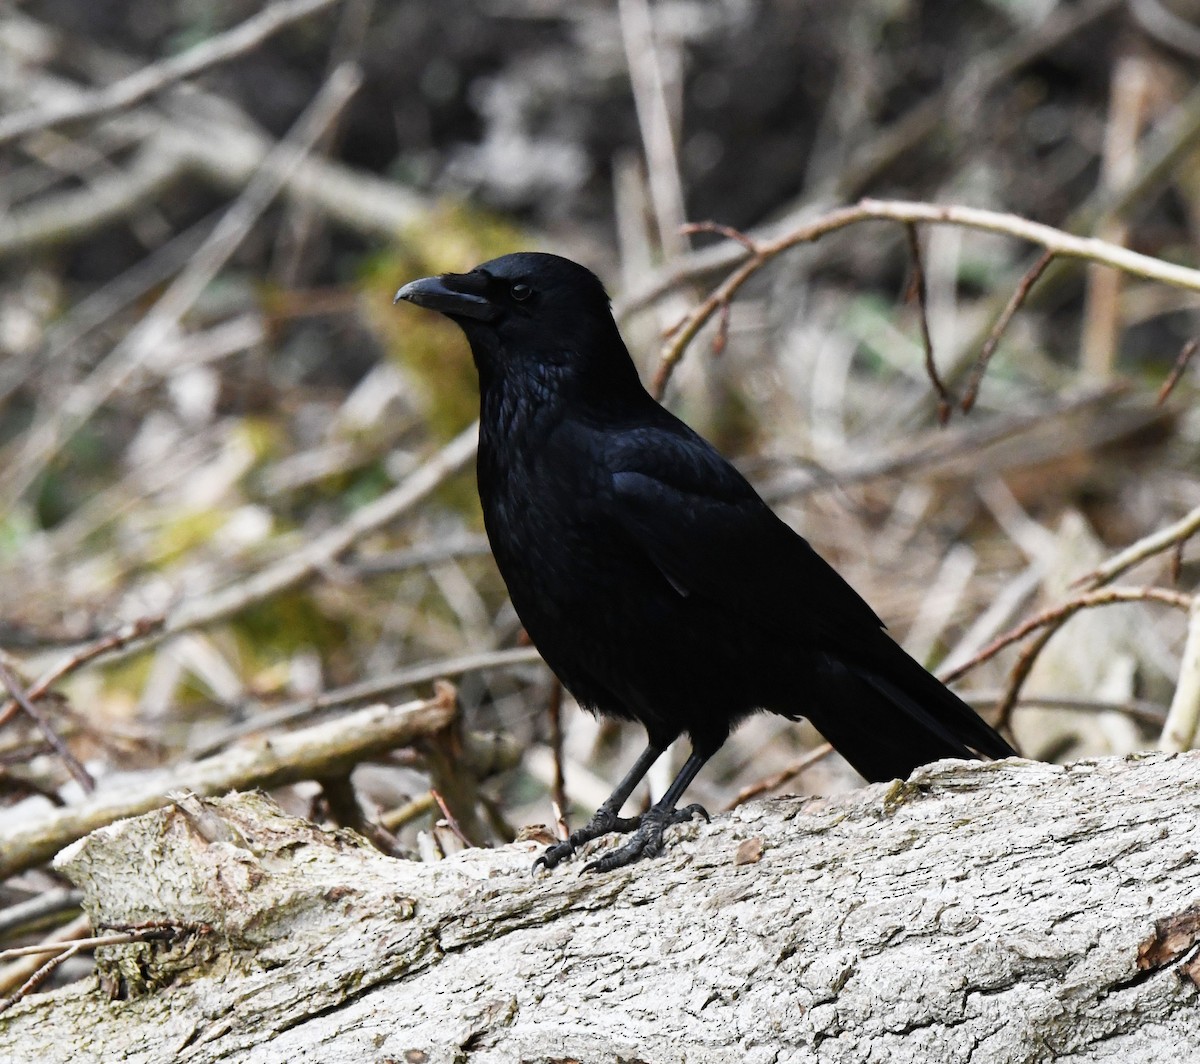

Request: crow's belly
left=502, top=552, right=792, bottom=748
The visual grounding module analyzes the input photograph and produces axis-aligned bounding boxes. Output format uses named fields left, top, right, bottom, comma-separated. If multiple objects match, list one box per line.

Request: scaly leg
left=583, top=748, right=712, bottom=874
left=534, top=742, right=664, bottom=872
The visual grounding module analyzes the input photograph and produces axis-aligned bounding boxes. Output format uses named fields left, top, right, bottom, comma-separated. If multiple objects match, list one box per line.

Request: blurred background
left=1, top=0, right=1199, bottom=979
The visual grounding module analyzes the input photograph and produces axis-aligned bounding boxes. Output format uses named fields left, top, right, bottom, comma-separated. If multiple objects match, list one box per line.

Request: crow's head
left=395, top=252, right=639, bottom=394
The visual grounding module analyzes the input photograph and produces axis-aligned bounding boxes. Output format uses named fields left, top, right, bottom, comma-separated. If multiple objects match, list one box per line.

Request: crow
left=395, top=252, right=1015, bottom=873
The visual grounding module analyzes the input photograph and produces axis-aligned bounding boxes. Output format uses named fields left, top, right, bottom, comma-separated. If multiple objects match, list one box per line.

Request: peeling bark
left=2, top=753, right=1200, bottom=1063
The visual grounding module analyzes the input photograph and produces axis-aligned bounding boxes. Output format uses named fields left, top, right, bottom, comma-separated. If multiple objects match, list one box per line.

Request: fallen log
left=2, top=752, right=1199, bottom=1063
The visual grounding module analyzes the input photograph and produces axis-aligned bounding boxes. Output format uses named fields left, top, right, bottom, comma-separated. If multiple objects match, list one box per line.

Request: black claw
left=581, top=803, right=709, bottom=873
left=672, top=802, right=710, bottom=825
left=531, top=840, right=576, bottom=874
left=531, top=810, right=646, bottom=873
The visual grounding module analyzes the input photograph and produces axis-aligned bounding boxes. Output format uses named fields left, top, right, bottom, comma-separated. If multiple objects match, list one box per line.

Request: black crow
left=395, top=252, right=1014, bottom=872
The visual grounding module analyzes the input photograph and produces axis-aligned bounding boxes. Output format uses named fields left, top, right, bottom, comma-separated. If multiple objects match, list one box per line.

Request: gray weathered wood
left=2, top=753, right=1199, bottom=1063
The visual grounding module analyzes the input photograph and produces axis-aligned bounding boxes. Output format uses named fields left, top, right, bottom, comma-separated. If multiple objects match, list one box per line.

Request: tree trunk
left=2, top=752, right=1199, bottom=1063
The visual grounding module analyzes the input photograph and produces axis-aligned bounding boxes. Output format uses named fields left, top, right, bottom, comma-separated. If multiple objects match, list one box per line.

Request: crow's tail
left=807, top=640, right=1015, bottom=783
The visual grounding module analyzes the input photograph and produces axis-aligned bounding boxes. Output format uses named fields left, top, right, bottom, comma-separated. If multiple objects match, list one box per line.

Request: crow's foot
left=582, top=802, right=709, bottom=874
left=533, top=807, right=643, bottom=873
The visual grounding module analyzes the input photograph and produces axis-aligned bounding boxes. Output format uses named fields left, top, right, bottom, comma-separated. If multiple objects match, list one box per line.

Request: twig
left=0, top=63, right=364, bottom=512
left=0, top=661, right=93, bottom=793
left=430, top=789, right=473, bottom=849
left=546, top=678, right=568, bottom=828
left=652, top=199, right=1200, bottom=396
left=1072, top=503, right=1200, bottom=590
left=941, top=586, right=1193, bottom=686
left=1160, top=597, right=1200, bottom=752
left=992, top=628, right=1057, bottom=733
left=961, top=251, right=1055, bottom=413
left=903, top=224, right=952, bottom=423
left=0, top=694, right=455, bottom=881
left=0, top=943, right=84, bottom=1014
left=1157, top=338, right=1199, bottom=406
left=0, top=928, right=181, bottom=963
left=0, top=0, right=340, bottom=146
left=681, top=221, right=759, bottom=254
left=723, top=744, right=835, bottom=811
left=615, top=0, right=1126, bottom=321
left=617, top=0, right=688, bottom=259
left=1130, top=0, right=1200, bottom=63
left=379, top=791, right=436, bottom=832
left=0, top=616, right=164, bottom=731
left=189, top=643, right=541, bottom=758
left=157, top=422, right=478, bottom=652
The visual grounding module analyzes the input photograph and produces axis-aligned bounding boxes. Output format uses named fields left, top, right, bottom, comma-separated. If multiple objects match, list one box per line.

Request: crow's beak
left=393, top=272, right=500, bottom=322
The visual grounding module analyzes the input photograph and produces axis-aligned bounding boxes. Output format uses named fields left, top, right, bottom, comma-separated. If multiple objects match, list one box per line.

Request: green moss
left=360, top=202, right=530, bottom=441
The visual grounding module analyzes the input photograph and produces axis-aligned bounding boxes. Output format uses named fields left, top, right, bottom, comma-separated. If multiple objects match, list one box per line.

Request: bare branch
left=1160, top=597, right=1200, bottom=752
left=0, top=63, right=364, bottom=511
left=1073, top=503, right=1200, bottom=590
left=941, top=586, right=1193, bottom=686
left=0, top=693, right=455, bottom=880
left=903, top=223, right=952, bottom=423
left=0, top=617, right=163, bottom=731
left=0, top=661, right=93, bottom=793
left=0, top=0, right=340, bottom=146
left=961, top=250, right=1054, bottom=413
left=1157, top=337, right=1199, bottom=406
left=653, top=199, right=1200, bottom=395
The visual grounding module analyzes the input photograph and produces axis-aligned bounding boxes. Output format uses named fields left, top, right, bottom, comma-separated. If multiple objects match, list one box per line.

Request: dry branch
left=1074, top=503, right=1200, bottom=590
left=654, top=199, right=1200, bottom=396
left=0, top=63, right=364, bottom=509
left=3, top=753, right=1200, bottom=1061
left=0, top=0, right=340, bottom=146
left=1160, top=597, right=1200, bottom=753
left=0, top=694, right=454, bottom=882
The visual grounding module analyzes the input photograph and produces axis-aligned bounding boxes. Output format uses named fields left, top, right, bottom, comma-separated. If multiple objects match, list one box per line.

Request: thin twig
left=723, top=744, right=835, bottom=811
left=0, top=695, right=455, bottom=881
left=961, top=251, right=1055, bottom=413
left=546, top=678, right=568, bottom=827
left=654, top=199, right=1200, bottom=396
left=0, top=661, right=93, bottom=792
left=0, top=944, right=83, bottom=1014
left=1160, top=597, right=1200, bottom=752
left=941, top=585, right=1193, bottom=686
left=1157, top=338, right=1199, bottom=406
left=430, top=789, right=473, bottom=848
left=0, top=928, right=181, bottom=963
left=681, top=221, right=759, bottom=254
left=1072, top=503, right=1200, bottom=590
left=618, top=0, right=689, bottom=259
left=0, top=63, right=364, bottom=511
left=0, top=616, right=164, bottom=730
left=0, top=0, right=340, bottom=146
left=993, top=628, right=1057, bottom=733
left=903, top=223, right=951, bottom=423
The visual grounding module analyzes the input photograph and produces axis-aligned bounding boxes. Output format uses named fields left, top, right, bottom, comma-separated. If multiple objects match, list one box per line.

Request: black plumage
left=395, top=252, right=1014, bottom=872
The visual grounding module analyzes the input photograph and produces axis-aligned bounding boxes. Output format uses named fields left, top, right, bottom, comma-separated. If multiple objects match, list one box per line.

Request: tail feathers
left=807, top=647, right=1015, bottom=783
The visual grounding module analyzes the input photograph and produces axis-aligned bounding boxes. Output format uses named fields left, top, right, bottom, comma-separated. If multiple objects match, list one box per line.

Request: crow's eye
left=510, top=282, right=533, bottom=302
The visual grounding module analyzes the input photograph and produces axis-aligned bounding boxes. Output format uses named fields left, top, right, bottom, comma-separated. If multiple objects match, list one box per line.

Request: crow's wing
left=600, top=423, right=885, bottom=648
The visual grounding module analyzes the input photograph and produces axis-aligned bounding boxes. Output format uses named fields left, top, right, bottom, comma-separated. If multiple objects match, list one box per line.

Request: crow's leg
left=534, top=742, right=664, bottom=871
left=583, top=748, right=712, bottom=874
